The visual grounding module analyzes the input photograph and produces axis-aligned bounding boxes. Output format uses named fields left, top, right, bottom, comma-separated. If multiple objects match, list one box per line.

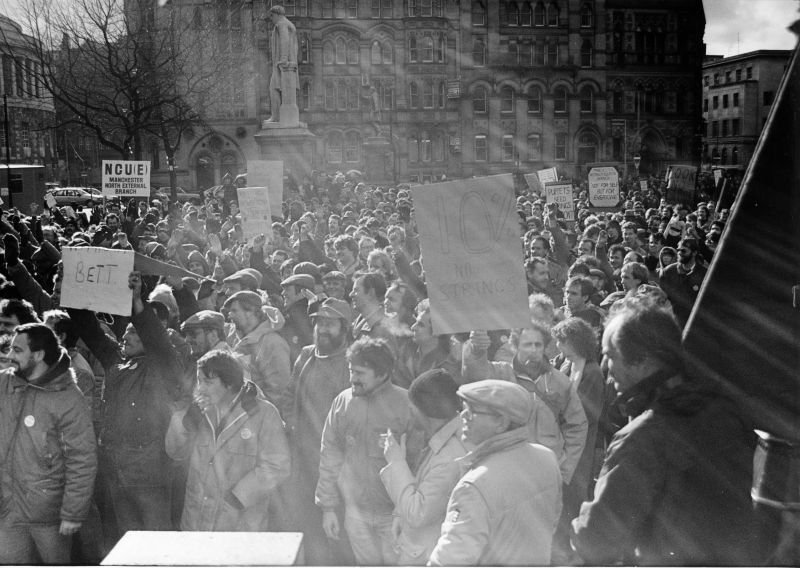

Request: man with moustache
left=180, top=311, right=231, bottom=358
left=659, top=237, right=708, bottom=328
left=316, top=337, right=413, bottom=565
left=285, top=298, right=354, bottom=565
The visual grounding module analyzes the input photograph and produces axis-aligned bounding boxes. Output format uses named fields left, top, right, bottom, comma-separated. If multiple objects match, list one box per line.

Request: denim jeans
left=344, top=508, right=398, bottom=566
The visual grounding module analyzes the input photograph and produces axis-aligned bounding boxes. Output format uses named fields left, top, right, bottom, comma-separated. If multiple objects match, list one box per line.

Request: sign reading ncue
left=102, top=160, right=151, bottom=198
left=60, top=247, right=135, bottom=316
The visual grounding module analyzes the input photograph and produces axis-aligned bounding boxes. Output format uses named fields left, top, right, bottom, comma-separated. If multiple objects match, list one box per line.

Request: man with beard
left=316, top=337, right=413, bottom=566
left=462, top=323, right=587, bottom=488
left=0, top=323, right=96, bottom=564
left=181, top=311, right=231, bottom=358
left=658, top=237, right=708, bottom=328
left=285, top=298, right=353, bottom=565
left=525, top=257, right=562, bottom=307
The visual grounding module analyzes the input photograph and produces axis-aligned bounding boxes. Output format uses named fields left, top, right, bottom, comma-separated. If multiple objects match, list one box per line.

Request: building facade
left=0, top=15, right=56, bottom=183
left=701, top=50, right=791, bottom=171
left=150, top=0, right=705, bottom=191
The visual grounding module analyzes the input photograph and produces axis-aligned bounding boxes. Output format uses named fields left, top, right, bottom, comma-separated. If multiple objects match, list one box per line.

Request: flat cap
left=309, top=297, right=352, bottom=322
left=322, top=270, right=347, bottom=282
left=223, top=269, right=259, bottom=291
left=181, top=310, right=225, bottom=332
left=223, top=290, right=264, bottom=312
left=281, top=273, right=315, bottom=291
left=457, top=379, right=533, bottom=426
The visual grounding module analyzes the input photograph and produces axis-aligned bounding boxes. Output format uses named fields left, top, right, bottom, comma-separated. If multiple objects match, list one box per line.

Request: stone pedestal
left=254, top=124, right=316, bottom=188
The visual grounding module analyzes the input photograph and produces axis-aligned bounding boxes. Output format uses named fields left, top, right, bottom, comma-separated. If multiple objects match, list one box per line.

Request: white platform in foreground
left=101, top=531, right=304, bottom=566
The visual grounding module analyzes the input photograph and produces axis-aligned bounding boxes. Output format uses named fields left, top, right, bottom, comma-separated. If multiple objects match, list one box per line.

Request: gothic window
left=300, top=36, right=311, bottom=63
left=335, top=38, right=346, bottom=64
left=508, top=43, right=519, bottom=65
left=546, top=40, right=558, bottom=66
left=380, top=82, right=394, bottom=109
left=334, top=0, right=346, bottom=18
left=534, top=2, right=545, bottom=26
left=409, top=82, right=420, bottom=108
left=409, top=0, right=418, bottom=16
left=437, top=81, right=446, bottom=108
left=422, top=81, right=434, bottom=108
left=323, top=42, right=334, bottom=64
left=432, top=132, right=445, bottom=161
left=409, top=35, right=418, bottom=62
left=336, top=81, right=347, bottom=109
left=347, top=0, right=357, bottom=17
left=347, top=82, right=359, bottom=109
left=473, top=86, right=487, bottom=113
left=300, top=82, right=311, bottom=109
left=533, top=42, right=544, bottom=65
left=547, top=1, right=559, bottom=26
left=507, top=2, right=519, bottom=26
left=382, top=41, right=392, bottom=63
left=422, top=36, right=434, bottom=62
left=297, top=0, right=308, bottom=16
left=435, top=35, right=445, bottom=62
left=420, top=130, right=432, bottom=161
left=520, top=42, right=531, bottom=65
left=371, top=41, right=381, bottom=64
left=420, top=0, right=432, bottom=17
left=347, top=40, right=359, bottom=64
left=520, top=2, right=532, bottom=26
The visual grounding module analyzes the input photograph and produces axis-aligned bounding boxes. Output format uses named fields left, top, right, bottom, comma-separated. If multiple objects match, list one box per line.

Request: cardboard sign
left=45, top=193, right=57, bottom=209
left=523, top=173, right=541, bottom=194
left=60, top=247, right=135, bottom=316
left=537, top=167, right=558, bottom=186
left=588, top=166, right=620, bottom=208
left=102, top=160, right=151, bottom=198
left=544, top=181, right=575, bottom=221
left=640, top=180, right=648, bottom=192
left=713, top=168, right=722, bottom=186
left=247, top=160, right=283, bottom=214
left=411, top=174, right=529, bottom=335
left=666, top=164, right=697, bottom=205
left=237, top=187, right=273, bottom=243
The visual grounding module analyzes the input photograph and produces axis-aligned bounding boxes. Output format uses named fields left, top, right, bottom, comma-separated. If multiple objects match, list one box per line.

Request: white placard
left=102, top=160, right=151, bottom=198
left=537, top=167, right=558, bottom=186
left=45, top=193, right=57, bottom=209
left=60, top=247, right=135, bottom=316
left=640, top=180, right=648, bottom=192
left=544, top=181, right=575, bottom=221
left=588, top=166, right=620, bottom=208
left=246, top=160, right=283, bottom=214
left=237, top=187, right=273, bottom=243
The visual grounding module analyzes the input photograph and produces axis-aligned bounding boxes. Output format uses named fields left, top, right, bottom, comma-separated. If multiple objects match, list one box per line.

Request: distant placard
left=713, top=168, right=722, bottom=186
left=60, top=247, right=135, bottom=316
left=588, top=166, right=620, bottom=208
left=45, top=193, right=57, bottom=209
left=545, top=181, right=575, bottom=221
left=237, top=187, right=273, bottom=243
left=537, top=167, right=558, bottom=186
left=102, top=160, right=151, bottom=198
left=640, top=180, right=648, bottom=192
left=666, top=164, right=697, bottom=205
left=247, top=160, right=283, bottom=214
left=411, top=174, right=529, bottom=335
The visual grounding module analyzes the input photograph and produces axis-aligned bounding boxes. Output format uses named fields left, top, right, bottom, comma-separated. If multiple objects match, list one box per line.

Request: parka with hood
left=0, top=350, right=97, bottom=527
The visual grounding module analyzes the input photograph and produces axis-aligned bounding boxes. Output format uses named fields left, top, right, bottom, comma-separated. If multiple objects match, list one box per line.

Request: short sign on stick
left=60, top=247, right=135, bottom=316
left=102, top=161, right=151, bottom=198
left=588, top=166, right=620, bottom=208
left=412, top=174, right=529, bottom=335
left=544, top=181, right=575, bottom=221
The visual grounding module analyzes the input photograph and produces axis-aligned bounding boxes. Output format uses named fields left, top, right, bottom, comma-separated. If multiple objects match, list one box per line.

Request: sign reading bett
left=412, top=174, right=529, bottom=335
left=60, top=247, right=135, bottom=316
left=102, top=160, right=151, bottom=198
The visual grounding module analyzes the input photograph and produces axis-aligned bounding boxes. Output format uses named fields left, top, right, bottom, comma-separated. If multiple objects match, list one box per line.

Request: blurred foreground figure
left=572, top=299, right=758, bottom=565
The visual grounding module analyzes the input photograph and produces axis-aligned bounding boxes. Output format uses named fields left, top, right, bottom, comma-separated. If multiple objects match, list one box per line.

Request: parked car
left=151, top=186, right=202, bottom=203
left=45, top=187, right=97, bottom=206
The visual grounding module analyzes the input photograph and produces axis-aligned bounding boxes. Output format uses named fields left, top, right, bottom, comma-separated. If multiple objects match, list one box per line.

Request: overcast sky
left=0, top=0, right=797, bottom=57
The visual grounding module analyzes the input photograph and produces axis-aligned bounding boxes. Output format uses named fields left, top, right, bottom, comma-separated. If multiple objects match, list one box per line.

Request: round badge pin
left=24, top=415, right=35, bottom=427
left=240, top=428, right=252, bottom=440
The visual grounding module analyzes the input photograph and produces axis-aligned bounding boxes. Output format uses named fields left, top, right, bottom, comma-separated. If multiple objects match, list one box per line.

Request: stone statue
left=264, top=5, right=299, bottom=125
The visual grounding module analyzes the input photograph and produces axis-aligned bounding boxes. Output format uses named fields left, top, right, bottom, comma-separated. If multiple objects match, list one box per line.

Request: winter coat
left=572, top=381, right=758, bottom=565
left=315, top=380, right=412, bottom=516
left=0, top=351, right=97, bottom=526
left=428, top=427, right=562, bottom=566
left=165, top=387, right=291, bottom=531
left=462, top=350, right=588, bottom=484
left=70, top=305, right=183, bottom=488
left=380, top=416, right=468, bottom=565
left=226, top=311, right=292, bottom=418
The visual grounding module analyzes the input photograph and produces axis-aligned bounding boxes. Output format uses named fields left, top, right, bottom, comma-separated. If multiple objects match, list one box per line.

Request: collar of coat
left=428, top=415, right=463, bottom=455
left=457, top=426, right=530, bottom=473
left=11, top=348, right=75, bottom=391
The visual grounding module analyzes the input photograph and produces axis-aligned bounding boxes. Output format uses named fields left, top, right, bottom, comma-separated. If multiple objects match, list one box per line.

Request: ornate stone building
left=151, top=0, right=705, bottom=190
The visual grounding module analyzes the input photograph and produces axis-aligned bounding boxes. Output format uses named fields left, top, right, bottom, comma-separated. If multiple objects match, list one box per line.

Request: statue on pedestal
left=264, top=5, right=299, bottom=125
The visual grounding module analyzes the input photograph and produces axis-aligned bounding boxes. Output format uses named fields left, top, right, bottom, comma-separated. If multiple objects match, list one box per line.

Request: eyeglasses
left=460, top=404, right=499, bottom=420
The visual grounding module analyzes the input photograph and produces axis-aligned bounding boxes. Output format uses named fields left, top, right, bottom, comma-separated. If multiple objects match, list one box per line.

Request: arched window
left=500, top=86, right=514, bottom=113
left=300, top=36, right=311, bottom=63
left=327, top=132, right=343, bottom=163
left=435, top=34, right=445, bottom=62
left=473, top=86, right=487, bottom=113
left=422, top=81, right=434, bottom=108
left=323, top=42, right=334, bottom=65
left=547, top=1, right=559, bottom=26
left=581, top=40, right=592, bottom=67
left=507, top=2, right=519, bottom=26
left=345, top=132, right=360, bottom=162
left=472, top=1, right=487, bottom=26
left=580, top=2, right=593, bottom=27
left=580, top=87, right=593, bottom=112
left=300, top=82, right=311, bottom=110
left=534, top=2, right=545, bottom=26
left=379, top=81, right=394, bottom=109
left=527, top=133, right=541, bottom=160
left=408, top=134, right=419, bottom=163
left=347, top=40, right=358, bottom=64
left=472, top=38, right=486, bottom=66
left=422, top=36, right=434, bottom=62
left=324, top=81, right=335, bottom=109
left=371, top=41, right=382, bottom=64
left=420, top=130, right=432, bottom=162
left=437, top=81, right=446, bottom=108
left=335, top=38, right=347, bottom=64
left=382, top=41, right=392, bottom=63
left=347, top=82, right=359, bottom=109
left=409, top=35, right=418, bottom=62
left=336, top=81, right=347, bottom=109
left=409, top=82, right=419, bottom=108
left=520, top=2, right=532, bottom=26
left=527, top=86, right=542, bottom=113
left=554, top=86, right=567, bottom=113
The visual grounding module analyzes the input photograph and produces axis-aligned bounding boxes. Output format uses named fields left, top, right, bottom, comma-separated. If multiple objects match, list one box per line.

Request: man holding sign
left=68, top=272, right=185, bottom=541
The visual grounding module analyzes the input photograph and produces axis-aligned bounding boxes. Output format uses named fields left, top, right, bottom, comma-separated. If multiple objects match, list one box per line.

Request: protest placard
left=640, top=180, right=648, bottom=192
left=545, top=181, right=575, bottom=221
left=588, top=166, right=620, bottom=208
left=713, top=168, right=722, bottom=186
left=537, top=167, right=558, bottom=186
left=45, top=193, right=57, bottom=209
left=523, top=173, right=541, bottom=194
left=60, top=247, right=135, bottom=316
left=666, top=164, right=697, bottom=205
left=102, top=160, right=151, bottom=198
left=412, top=174, right=529, bottom=335
left=246, top=160, right=283, bottom=215
left=237, top=187, right=273, bottom=243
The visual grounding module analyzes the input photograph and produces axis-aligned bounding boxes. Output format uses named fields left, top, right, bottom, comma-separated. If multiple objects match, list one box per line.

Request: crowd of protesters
left=0, top=168, right=758, bottom=566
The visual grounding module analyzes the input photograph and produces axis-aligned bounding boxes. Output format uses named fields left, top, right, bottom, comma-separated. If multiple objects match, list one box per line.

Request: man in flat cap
left=181, top=310, right=231, bottom=359
left=429, top=379, right=562, bottom=566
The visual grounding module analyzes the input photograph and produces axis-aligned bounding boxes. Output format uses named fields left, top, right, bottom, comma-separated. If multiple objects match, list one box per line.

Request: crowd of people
left=0, top=170, right=758, bottom=566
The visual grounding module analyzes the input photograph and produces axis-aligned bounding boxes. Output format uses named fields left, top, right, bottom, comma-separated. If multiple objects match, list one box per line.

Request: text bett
left=74, top=262, right=119, bottom=285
